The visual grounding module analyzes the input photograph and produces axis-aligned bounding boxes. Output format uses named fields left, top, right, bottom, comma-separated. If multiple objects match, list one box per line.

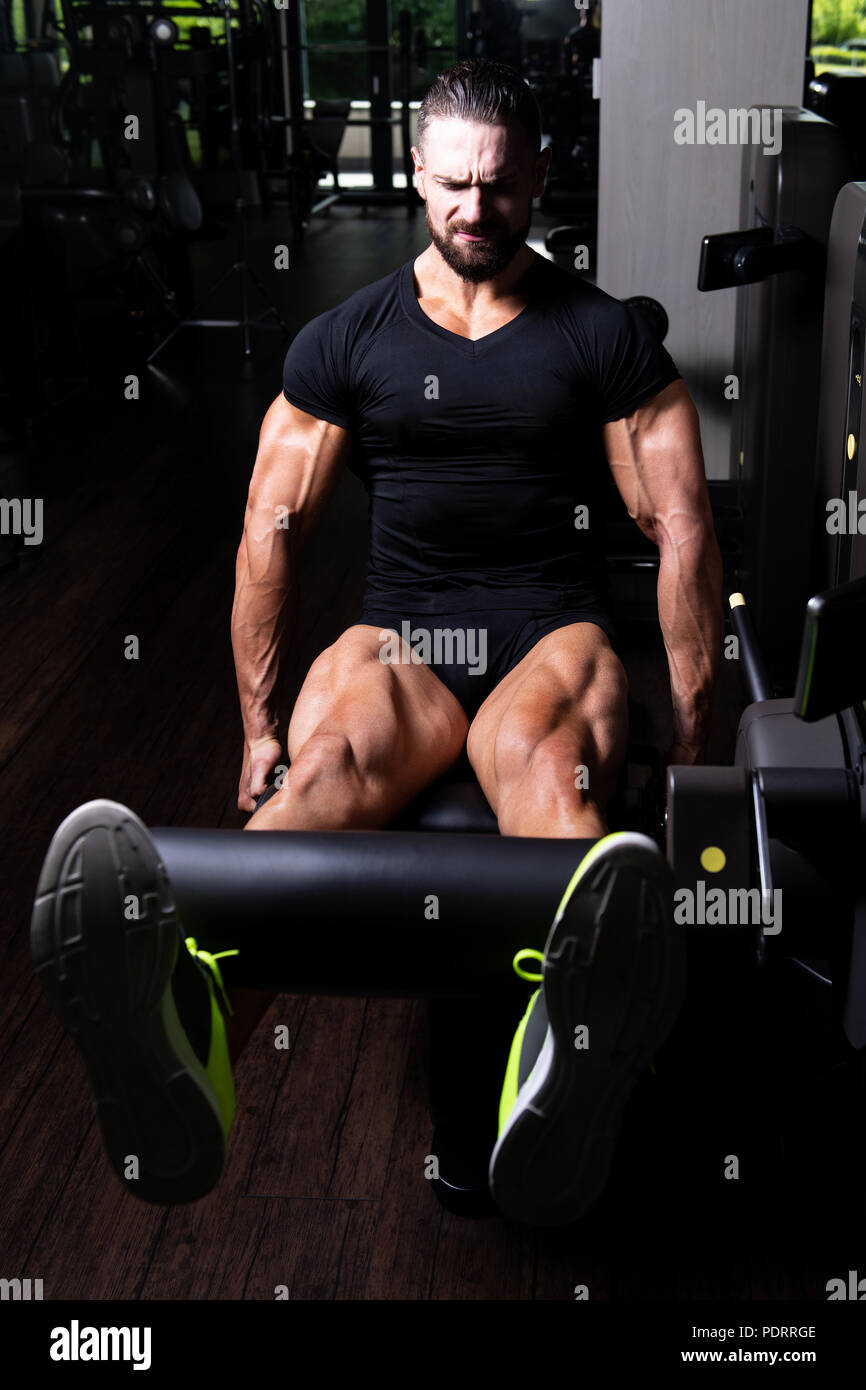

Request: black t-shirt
left=281, top=253, right=681, bottom=614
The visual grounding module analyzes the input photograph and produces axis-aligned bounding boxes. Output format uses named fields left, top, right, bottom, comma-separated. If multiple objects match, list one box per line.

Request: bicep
left=601, top=379, right=710, bottom=545
left=246, top=394, right=353, bottom=553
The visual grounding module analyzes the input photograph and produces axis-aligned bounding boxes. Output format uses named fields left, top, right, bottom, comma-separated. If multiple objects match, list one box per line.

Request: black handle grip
left=729, top=593, right=773, bottom=703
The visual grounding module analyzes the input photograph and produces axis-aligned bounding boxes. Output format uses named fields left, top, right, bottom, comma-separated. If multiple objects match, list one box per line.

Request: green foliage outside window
left=811, top=0, right=866, bottom=47
left=304, top=0, right=456, bottom=100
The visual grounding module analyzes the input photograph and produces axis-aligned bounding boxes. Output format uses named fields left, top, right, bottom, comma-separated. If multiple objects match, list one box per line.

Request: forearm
left=230, top=516, right=297, bottom=745
left=656, top=524, right=723, bottom=757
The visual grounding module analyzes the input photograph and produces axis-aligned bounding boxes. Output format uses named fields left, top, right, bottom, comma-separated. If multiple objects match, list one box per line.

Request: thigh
left=287, top=622, right=470, bottom=794
left=465, top=621, right=629, bottom=805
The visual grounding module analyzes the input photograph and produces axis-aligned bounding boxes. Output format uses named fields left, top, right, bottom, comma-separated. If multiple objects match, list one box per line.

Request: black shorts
left=358, top=603, right=621, bottom=722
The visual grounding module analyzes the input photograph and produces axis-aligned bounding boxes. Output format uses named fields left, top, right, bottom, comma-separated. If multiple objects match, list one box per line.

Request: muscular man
left=231, top=56, right=720, bottom=1218
left=32, top=59, right=722, bottom=1229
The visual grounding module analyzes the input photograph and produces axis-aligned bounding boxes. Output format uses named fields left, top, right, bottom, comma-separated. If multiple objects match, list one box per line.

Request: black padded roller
left=149, top=828, right=595, bottom=997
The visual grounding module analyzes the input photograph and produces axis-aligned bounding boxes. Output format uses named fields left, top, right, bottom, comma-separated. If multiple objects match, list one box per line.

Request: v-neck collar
left=400, top=253, right=543, bottom=356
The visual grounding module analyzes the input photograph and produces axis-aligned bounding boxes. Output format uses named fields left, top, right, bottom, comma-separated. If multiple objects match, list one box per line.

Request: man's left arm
left=602, top=378, right=723, bottom=765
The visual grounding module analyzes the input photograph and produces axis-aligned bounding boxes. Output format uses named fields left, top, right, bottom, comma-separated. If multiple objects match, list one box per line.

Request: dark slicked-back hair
left=416, top=58, right=542, bottom=159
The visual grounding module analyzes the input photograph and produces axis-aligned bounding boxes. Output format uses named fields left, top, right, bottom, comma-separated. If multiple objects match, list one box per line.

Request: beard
left=425, top=202, right=532, bottom=283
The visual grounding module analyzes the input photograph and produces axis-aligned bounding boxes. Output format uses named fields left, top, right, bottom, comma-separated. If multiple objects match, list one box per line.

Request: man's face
left=412, top=119, right=550, bottom=284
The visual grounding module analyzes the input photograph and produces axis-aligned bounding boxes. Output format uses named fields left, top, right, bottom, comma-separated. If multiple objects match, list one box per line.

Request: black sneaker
left=30, top=799, right=238, bottom=1204
left=489, top=831, right=685, bottom=1226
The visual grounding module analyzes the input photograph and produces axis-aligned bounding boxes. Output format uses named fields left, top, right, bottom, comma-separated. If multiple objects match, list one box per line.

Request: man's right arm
left=232, top=392, right=353, bottom=809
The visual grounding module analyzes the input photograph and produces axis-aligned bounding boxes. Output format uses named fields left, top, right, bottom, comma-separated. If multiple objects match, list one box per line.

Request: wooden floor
left=0, top=204, right=861, bottom=1300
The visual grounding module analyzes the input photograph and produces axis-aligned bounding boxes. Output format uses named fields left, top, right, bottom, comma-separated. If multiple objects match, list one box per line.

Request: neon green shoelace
left=512, top=948, right=544, bottom=983
left=184, top=937, right=240, bottom=1017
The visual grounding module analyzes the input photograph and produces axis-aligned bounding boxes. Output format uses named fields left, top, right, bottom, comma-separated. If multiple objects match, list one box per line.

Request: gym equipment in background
left=283, top=97, right=350, bottom=232
left=666, top=581, right=866, bottom=1206
left=621, top=295, right=669, bottom=344
left=274, top=3, right=421, bottom=242
left=0, top=17, right=196, bottom=433
left=146, top=0, right=288, bottom=362
left=522, top=31, right=597, bottom=217
left=791, top=578, right=866, bottom=724
left=0, top=0, right=229, bottom=403
left=805, top=70, right=866, bottom=177
left=669, top=580, right=865, bottom=1031
left=813, top=180, right=866, bottom=594
left=698, top=107, right=852, bottom=687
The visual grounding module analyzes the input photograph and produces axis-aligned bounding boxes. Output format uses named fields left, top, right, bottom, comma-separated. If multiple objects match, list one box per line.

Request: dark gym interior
left=2, top=0, right=866, bottom=1324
